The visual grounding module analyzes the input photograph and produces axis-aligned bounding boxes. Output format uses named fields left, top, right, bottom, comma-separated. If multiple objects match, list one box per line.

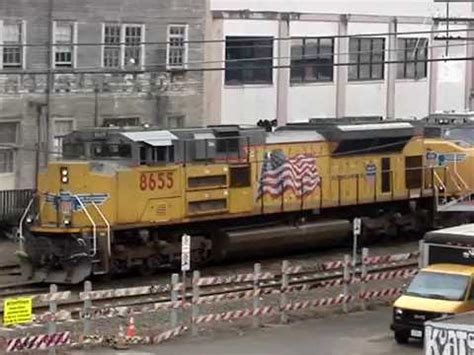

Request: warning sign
left=3, top=297, right=33, bottom=326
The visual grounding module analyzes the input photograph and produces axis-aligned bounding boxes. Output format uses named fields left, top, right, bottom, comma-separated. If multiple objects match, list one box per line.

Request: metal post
left=343, top=255, right=350, bottom=313
left=171, top=273, right=179, bottom=328
left=280, top=260, right=289, bottom=324
left=253, top=263, right=261, bottom=328
left=48, top=284, right=57, bottom=355
left=192, top=270, right=200, bottom=336
left=83, top=281, right=92, bottom=338
left=361, top=248, right=369, bottom=311
left=418, top=240, right=424, bottom=269
left=182, top=270, right=186, bottom=308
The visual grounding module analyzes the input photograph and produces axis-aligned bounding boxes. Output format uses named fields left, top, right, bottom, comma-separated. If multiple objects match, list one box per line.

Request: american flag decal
left=258, top=150, right=321, bottom=199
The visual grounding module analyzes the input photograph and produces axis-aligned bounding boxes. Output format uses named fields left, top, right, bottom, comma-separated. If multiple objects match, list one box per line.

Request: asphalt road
left=70, top=307, right=423, bottom=355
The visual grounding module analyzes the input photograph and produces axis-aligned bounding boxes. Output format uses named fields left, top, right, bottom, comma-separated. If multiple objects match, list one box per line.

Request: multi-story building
left=204, top=0, right=474, bottom=126
left=0, top=0, right=208, bottom=190
left=1, top=0, right=473, bottom=193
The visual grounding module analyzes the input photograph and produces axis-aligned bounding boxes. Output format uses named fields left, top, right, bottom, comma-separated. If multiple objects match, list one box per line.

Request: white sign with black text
left=181, top=234, right=191, bottom=272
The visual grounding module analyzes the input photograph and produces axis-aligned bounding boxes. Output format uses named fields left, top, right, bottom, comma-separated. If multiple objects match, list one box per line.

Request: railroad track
left=0, top=264, right=20, bottom=277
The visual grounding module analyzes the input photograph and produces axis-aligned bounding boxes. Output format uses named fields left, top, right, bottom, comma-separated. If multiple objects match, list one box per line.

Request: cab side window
left=469, top=280, right=474, bottom=300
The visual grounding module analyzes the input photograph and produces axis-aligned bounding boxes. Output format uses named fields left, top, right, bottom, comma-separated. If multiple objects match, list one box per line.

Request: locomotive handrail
left=433, top=171, right=447, bottom=201
left=73, top=195, right=97, bottom=258
left=91, top=201, right=111, bottom=256
left=18, top=195, right=36, bottom=251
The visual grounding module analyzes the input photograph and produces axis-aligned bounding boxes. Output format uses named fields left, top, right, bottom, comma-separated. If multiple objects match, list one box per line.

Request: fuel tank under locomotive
left=17, top=230, right=92, bottom=284
left=214, top=219, right=352, bottom=261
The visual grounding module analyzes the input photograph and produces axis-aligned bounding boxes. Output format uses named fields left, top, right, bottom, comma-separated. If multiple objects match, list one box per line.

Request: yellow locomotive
left=17, top=119, right=474, bottom=283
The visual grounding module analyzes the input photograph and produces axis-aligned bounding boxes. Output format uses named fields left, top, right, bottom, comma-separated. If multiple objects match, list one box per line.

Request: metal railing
left=0, top=189, right=35, bottom=224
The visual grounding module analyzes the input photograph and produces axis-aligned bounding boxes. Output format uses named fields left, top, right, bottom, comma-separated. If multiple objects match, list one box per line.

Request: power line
left=0, top=26, right=471, bottom=48
left=0, top=53, right=471, bottom=76
left=8, top=37, right=468, bottom=67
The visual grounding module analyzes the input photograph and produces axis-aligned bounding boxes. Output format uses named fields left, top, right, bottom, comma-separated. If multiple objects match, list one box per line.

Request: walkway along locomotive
left=17, top=119, right=474, bottom=283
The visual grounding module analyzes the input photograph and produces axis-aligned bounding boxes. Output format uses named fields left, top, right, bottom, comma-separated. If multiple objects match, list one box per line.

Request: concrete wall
left=0, top=0, right=208, bottom=190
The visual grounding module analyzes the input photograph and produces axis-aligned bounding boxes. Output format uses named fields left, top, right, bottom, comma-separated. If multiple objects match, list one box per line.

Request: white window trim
left=166, top=24, right=188, bottom=70
left=52, top=21, right=77, bottom=69
left=0, top=20, right=27, bottom=70
left=101, top=23, right=145, bottom=69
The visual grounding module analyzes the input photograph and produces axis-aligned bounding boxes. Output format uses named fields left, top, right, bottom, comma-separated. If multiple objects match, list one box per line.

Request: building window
left=102, top=117, right=140, bottom=127
left=104, top=24, right=121, bottom=68
left=225, top=36, right=273, bottom=85
left=291, top=37, right=334, bottom=83
left=0, top=122, right=19, bottom=174
left=53, top=119, right=74, bottom=156
left=103, top=23, right=144, bottom=68
left=349, top=38, right=385, bottom=81
left=0, top=122, right=18, bottom=144
left=2, top=22, right=23, bottom=68
left=166, top=115, right=185, bottom=129
left=167, top=25, right=188, bottom=69
left=54, top=22, right=75, bottom=68
left=124, top=25, right=142, bottom=66
left=0, top=150, right=14, bottom=173
left=397, top=38, right=428, bottom=79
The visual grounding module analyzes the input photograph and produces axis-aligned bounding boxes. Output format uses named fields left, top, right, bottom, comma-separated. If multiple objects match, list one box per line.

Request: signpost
left=181, top=234, right=191, bottom=306
left=3, top=297, right=33, bottom=326
left=353, top=218, right=362, bottom=276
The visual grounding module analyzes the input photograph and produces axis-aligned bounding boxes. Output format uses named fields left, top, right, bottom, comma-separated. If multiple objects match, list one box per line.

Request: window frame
left=102, top=116, right=141, bottom=128
left=1, top=20, right=26, bottom=69
left=225, top=36, right=274, bottom=86
left=348, top=37, right=385, bottom=81
left=52, top=118, right=75, bottom=157
left=290, top=36, right=335, bottom=83
left=0, top=120, right=20, bottom=175
left=53, top=21, right=77, bottom=68
left=166, top=24, right=189, bottom=70
left=397, top=37, right=428, bottom=80
left=101, top=23, right=145, bottom=69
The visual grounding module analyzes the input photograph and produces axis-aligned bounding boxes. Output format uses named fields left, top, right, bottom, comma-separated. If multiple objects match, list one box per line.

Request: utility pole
left=45, top=0, right=54, bottom=166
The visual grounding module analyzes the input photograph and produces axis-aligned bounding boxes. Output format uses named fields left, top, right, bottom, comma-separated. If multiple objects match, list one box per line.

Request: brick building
left=0, top=0, right=209, bottom=190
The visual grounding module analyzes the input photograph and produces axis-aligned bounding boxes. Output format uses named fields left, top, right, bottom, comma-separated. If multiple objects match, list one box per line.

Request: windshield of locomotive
left=63, top=141, right=132, bottom=160
left=443, top=128, right=474, bottom=147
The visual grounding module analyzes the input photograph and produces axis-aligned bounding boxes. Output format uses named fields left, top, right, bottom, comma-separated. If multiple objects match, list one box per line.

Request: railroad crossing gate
left=3, top=297, right=32, bottom=326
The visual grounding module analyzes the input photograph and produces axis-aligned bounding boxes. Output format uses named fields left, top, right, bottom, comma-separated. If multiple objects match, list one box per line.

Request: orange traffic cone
left=114, top=325, right=129, bottom=350
left=127, top=316, right=137, bottom=338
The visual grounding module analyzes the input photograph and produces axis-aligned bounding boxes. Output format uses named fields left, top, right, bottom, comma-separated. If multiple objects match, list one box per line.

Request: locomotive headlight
left=63, top=219, right=71, bottom=226
left=60, top=167, right=69, bottom=184
left=26, top=216, right=33, bottom=224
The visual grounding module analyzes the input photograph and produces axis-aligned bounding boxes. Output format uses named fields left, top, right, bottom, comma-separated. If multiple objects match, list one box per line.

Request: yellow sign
left=3, top=297, right=33, bottom=326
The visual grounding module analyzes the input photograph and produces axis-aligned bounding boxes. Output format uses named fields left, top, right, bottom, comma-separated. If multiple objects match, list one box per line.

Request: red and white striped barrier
left=80, top=284, right=170, bottom=300
left=194, top=306, right=275, bottom=324
left=6, top=332, right=71, bottom=352
left=361, top=268, right=418, bottom=282
left=362, top=252, right=420, bottom=266
left=359, top=287, right=403, bottom=300
left=197, top=272, right=275, bottom=287
left=282, top=295, right=354, bottom=312
left=152, top=326, right=188, bottom=344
